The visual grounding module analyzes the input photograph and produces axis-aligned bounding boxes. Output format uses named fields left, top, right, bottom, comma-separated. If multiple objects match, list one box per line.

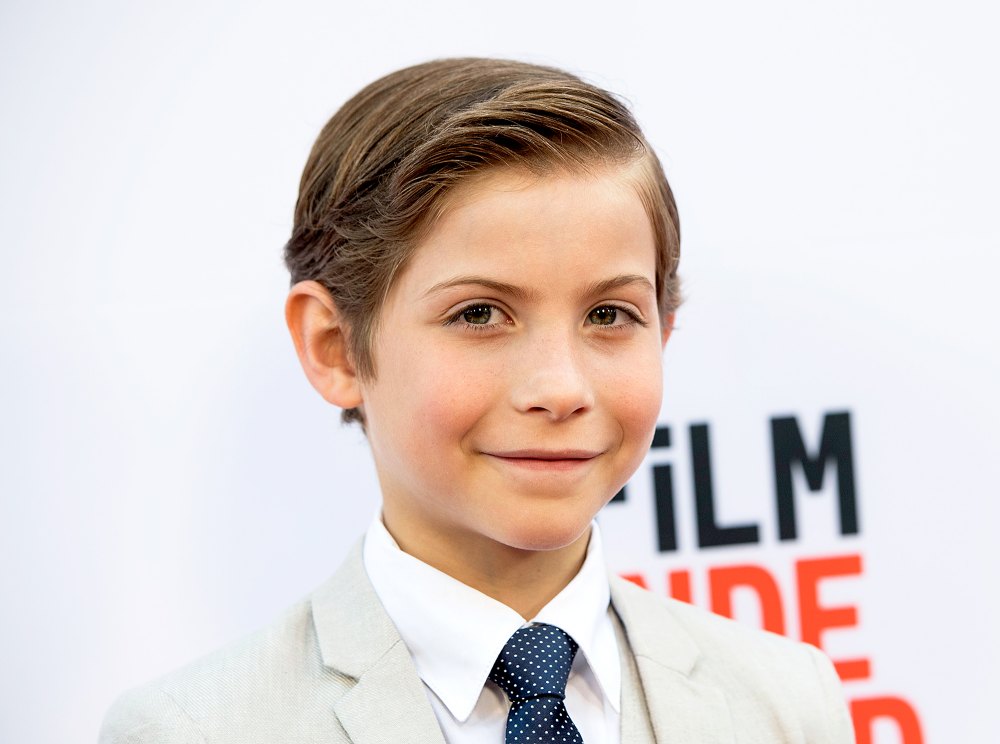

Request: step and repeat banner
left=602, top=411, right=920, bottom=743
left=2, top=2, right=996, bottom=742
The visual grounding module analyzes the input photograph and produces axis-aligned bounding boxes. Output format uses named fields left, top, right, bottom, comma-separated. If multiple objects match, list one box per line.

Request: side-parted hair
left=284, top=58, right=681, bottom=424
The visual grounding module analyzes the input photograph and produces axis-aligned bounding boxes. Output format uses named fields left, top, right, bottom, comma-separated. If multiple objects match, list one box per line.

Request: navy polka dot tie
left=489, top=623, right=585, bottom=744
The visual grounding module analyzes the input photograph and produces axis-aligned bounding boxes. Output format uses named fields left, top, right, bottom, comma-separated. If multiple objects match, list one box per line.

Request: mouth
left=482, top=449, right=602, bottom=471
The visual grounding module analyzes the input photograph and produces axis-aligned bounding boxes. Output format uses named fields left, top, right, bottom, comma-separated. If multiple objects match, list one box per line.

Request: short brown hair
left=284, top=58, right=681, bottom=424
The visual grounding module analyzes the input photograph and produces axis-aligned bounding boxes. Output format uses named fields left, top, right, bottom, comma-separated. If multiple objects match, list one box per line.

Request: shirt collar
left=362, top=516, right=620, bottom=722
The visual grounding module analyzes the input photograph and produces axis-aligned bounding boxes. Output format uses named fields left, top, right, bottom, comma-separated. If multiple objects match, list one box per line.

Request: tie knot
left=489, top=624, right=579, bottom=703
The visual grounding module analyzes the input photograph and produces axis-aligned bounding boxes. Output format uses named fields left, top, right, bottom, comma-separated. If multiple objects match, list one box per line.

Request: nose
left=510, top=329, right=595, bottom=421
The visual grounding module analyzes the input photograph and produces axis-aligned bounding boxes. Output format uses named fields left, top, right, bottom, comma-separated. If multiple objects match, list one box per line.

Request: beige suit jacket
left=100, top=544, right=855, bottom=743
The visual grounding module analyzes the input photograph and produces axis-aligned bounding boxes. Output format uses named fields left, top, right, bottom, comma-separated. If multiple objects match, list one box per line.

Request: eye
left=587, top=304, right=642, bottom=327
left=446, top=303, right=512, bottom=331
left=588, top=306, right=619, bottom=326
left=461, top=304, right=495, bottom=325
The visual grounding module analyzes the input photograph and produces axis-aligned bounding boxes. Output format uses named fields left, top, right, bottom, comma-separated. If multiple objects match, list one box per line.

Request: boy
left=101, top=58, right=855, bottom=743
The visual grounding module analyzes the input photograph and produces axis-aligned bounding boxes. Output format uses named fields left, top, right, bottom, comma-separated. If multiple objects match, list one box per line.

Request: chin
left=494, top=512, right=595, bottom=553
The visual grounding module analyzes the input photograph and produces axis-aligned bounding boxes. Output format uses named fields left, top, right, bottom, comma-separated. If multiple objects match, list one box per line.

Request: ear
left=285, top=281, right=364, bottom=410
left=661, top=312, right=675, bottom=349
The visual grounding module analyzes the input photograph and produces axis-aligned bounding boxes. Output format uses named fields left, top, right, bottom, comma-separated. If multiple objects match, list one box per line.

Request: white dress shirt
left=362, top=516, right=621, bottom=744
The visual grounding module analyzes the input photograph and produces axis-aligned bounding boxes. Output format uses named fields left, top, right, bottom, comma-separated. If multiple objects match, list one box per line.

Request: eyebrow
left=422, top=276, right=540, bottom=301
left=422, top=273, right=655, bottom=301
left=582, top=274, right=656, bottom=298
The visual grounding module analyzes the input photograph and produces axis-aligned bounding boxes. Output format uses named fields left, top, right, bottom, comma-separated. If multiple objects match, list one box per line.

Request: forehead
left=393, top=165, right=657, bottom=296
left=443, top=163, right=640, bottom=217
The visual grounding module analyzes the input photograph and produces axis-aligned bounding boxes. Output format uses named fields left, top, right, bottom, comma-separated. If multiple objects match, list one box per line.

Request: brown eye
left=588, top=306, right=618, bottom=325
left=462, top=305, right=494, bottom=325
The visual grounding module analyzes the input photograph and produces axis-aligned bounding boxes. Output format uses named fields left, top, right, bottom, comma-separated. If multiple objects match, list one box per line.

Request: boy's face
left=358, top=165, right=669, bottom=565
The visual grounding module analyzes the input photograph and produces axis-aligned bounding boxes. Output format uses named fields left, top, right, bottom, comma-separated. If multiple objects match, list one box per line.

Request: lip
left=483, top=449, right=602, bottom=471
left=488, top=449, right=601, bottom=460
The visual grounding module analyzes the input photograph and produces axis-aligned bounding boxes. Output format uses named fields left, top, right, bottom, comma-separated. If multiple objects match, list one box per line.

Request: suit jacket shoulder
left=99, top=591, right=357, bottom=744
left=100, top=540, right=447, bottom=744
left=610, top=575, right=855, bottom=743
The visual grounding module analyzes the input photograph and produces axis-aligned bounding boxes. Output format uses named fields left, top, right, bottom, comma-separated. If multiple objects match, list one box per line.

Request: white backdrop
left=1, top=1, right=997, bottom=742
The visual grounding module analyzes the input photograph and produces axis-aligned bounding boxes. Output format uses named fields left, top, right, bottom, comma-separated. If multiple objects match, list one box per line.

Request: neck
left=383, top=518, right=591, bottom=620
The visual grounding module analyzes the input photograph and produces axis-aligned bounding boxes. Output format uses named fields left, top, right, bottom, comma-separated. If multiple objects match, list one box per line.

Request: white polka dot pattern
left=488, top=623, right=585, bottom=744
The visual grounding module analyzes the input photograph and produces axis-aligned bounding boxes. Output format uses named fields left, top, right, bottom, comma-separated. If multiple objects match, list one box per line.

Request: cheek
left=385, top=345, right=498, bottom=451
left=606, top=347, right=664, bottom=437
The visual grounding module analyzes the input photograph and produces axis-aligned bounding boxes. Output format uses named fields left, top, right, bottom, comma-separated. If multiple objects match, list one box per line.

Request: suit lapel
left=614, top=610, right=656, bottom=744
left=333, top=641, right=446, bottom=744
left=312, top=543, right=446, bottom=744
left=610, top=576, right=736, bottom=744
left=310, top=544, right=737, bottom=743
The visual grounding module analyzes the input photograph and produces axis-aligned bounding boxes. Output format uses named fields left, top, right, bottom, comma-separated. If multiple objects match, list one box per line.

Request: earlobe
left=285, top=281, right=364, bottom=410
